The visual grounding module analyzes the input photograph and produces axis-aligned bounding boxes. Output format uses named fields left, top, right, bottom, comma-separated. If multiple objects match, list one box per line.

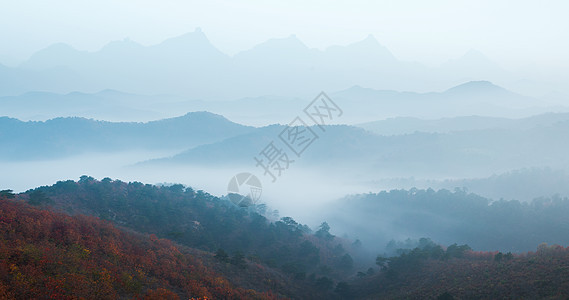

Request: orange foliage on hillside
left=0, top=196, right=276, bottom=299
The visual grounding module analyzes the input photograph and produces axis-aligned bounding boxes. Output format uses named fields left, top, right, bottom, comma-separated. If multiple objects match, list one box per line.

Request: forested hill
left=4, top=179, right=569, bottom=299
left=0, top=191, right=278, bottom=299
left=14, top=176, right=365, bottom=299
left=320, top=188, right=569, bottom=253
left=348, top=239, right=569, bottom=299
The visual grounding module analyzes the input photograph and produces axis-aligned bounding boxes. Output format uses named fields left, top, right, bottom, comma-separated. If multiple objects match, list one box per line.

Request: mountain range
left=1, top=81, right=564, bottom=125
left=359, top=112, right=569, bottom=135
left=140, top=114, right=569, bottom=180
left=0, top=29, right=521, bottom=100
left=4, top=109, right=569, bottom=179
left=0, top=111, right=254, bottom=160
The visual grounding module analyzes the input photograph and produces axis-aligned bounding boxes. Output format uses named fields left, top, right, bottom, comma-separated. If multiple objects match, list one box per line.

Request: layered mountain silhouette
left=1, top=81, right=562, bottom=125
left=0, top=112, right=254, bottom=160
left=1, top=29, right=514, bottom=99
left=4, top=107, right=569, bottom=177
left=138, top=113, right=569, bottom=179
left=329, top=81, right=562, bottom=122
left=359, top=112, right=569, bottom=135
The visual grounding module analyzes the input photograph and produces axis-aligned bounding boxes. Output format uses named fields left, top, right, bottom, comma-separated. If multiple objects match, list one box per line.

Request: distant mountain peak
left=24, top=43, right=78, bottom=60
left=257, top=34, right=307, bottom=50
left=332, top=34, right=396, bottom=62
left=157, top=28, right=216, bottom=50
left=345, top=84, right=373, bottom=92
left=460, top=49, right=493, bottom=62
left=181, top=111, right=223, bottom=118
left=445, top=80, right=509, bottom=94
left=146, top=29, right=229, bottom=60
left=100, top=38, right=143, bottom=53
left=20, top=43, right=87, bottom=69
left=94, top=89, right=133, bottom=97
left=233, top=34, right=309, bottom=60
left=40, top=42, right=77, bottom=52
left=169, top=111, right=234, bottom=123
left=343, top=84, right=382, bottom=94
left=351, top=34, right=385, bottom=47
left=166, top=31, right=206, bottom=43
left=362, top=34, right=379, bottom=44
left=443, top=49, right=500, bottom=69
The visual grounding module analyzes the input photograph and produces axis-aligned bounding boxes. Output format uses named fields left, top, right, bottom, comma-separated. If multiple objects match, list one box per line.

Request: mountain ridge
left=0, top=112, right=256, bottom=160
left=0, top=29, right=524, bottom=99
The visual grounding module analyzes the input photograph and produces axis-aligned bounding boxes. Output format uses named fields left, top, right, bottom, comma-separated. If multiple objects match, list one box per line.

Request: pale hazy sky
left=1, top=0, right=568, bottom=72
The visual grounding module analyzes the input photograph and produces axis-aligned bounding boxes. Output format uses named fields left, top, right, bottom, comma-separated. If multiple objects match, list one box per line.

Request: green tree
left=315, top=222, right=334, bottom=240
left=494, top=252, right=503, bottom=262
left=0, top=190, right=15, bottom=199
left=376, top=255, right=389, bottom=269
left=280, top=217, right=298, bottom=227
left=28, top=190, right=52, bottom=206
left=230, top=251, right=247, bottom=269
left=445, top=243, right=471, bottom=259
left=338, top=253, right=354, bottom=272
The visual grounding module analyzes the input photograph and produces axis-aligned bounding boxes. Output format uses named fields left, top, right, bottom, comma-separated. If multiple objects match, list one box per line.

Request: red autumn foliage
left=0, top=196, right=276, bottom=299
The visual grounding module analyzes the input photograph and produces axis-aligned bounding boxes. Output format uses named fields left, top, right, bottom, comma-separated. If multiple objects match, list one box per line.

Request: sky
left=0, top=0, right=568, bottom=75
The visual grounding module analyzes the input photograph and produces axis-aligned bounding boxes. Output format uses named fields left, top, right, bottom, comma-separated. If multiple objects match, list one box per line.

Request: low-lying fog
left=3, top=148, right=569, bottom=254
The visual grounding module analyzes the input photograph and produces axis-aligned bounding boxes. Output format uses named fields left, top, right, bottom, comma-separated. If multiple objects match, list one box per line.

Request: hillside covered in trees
left=323, top=188, right=569, bottom=253
left=0, top=191, right=277, bottom=299
left=348, top=239, right=569, bottom=299
left=8, top=177, right=371, bottom=299
left=4, top=178, right=569, bottom=299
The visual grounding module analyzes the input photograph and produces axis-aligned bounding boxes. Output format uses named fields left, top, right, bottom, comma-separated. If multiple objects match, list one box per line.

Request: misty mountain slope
left=322, top=34, right=399, bottom=68
left=318, top=188, right=569, bottom=253
left=369, top=167, right=569, bottom=204
left=0, top=62, right=84, bottom=97
left=0, top=88, right=310, bottom=125
left=1, top=81, right=562, bottom=126
left=0, top=90, right=175, bottom=121
left=20, top=42, right=90, bottom=70
left=330, top=81, right=559, bottom=122
left=358, top=112, right=569, bottom=135
left=141, top=125, right=385, bottom=168
left=437, top=167, right=569, bottom=202
left=142, top=120, right=569, bottom=178
left=0, top=112, right=255, bottom=160
left=142, top=125, right=284, bottom=166
left=441, top=49, right=507, bottom=80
